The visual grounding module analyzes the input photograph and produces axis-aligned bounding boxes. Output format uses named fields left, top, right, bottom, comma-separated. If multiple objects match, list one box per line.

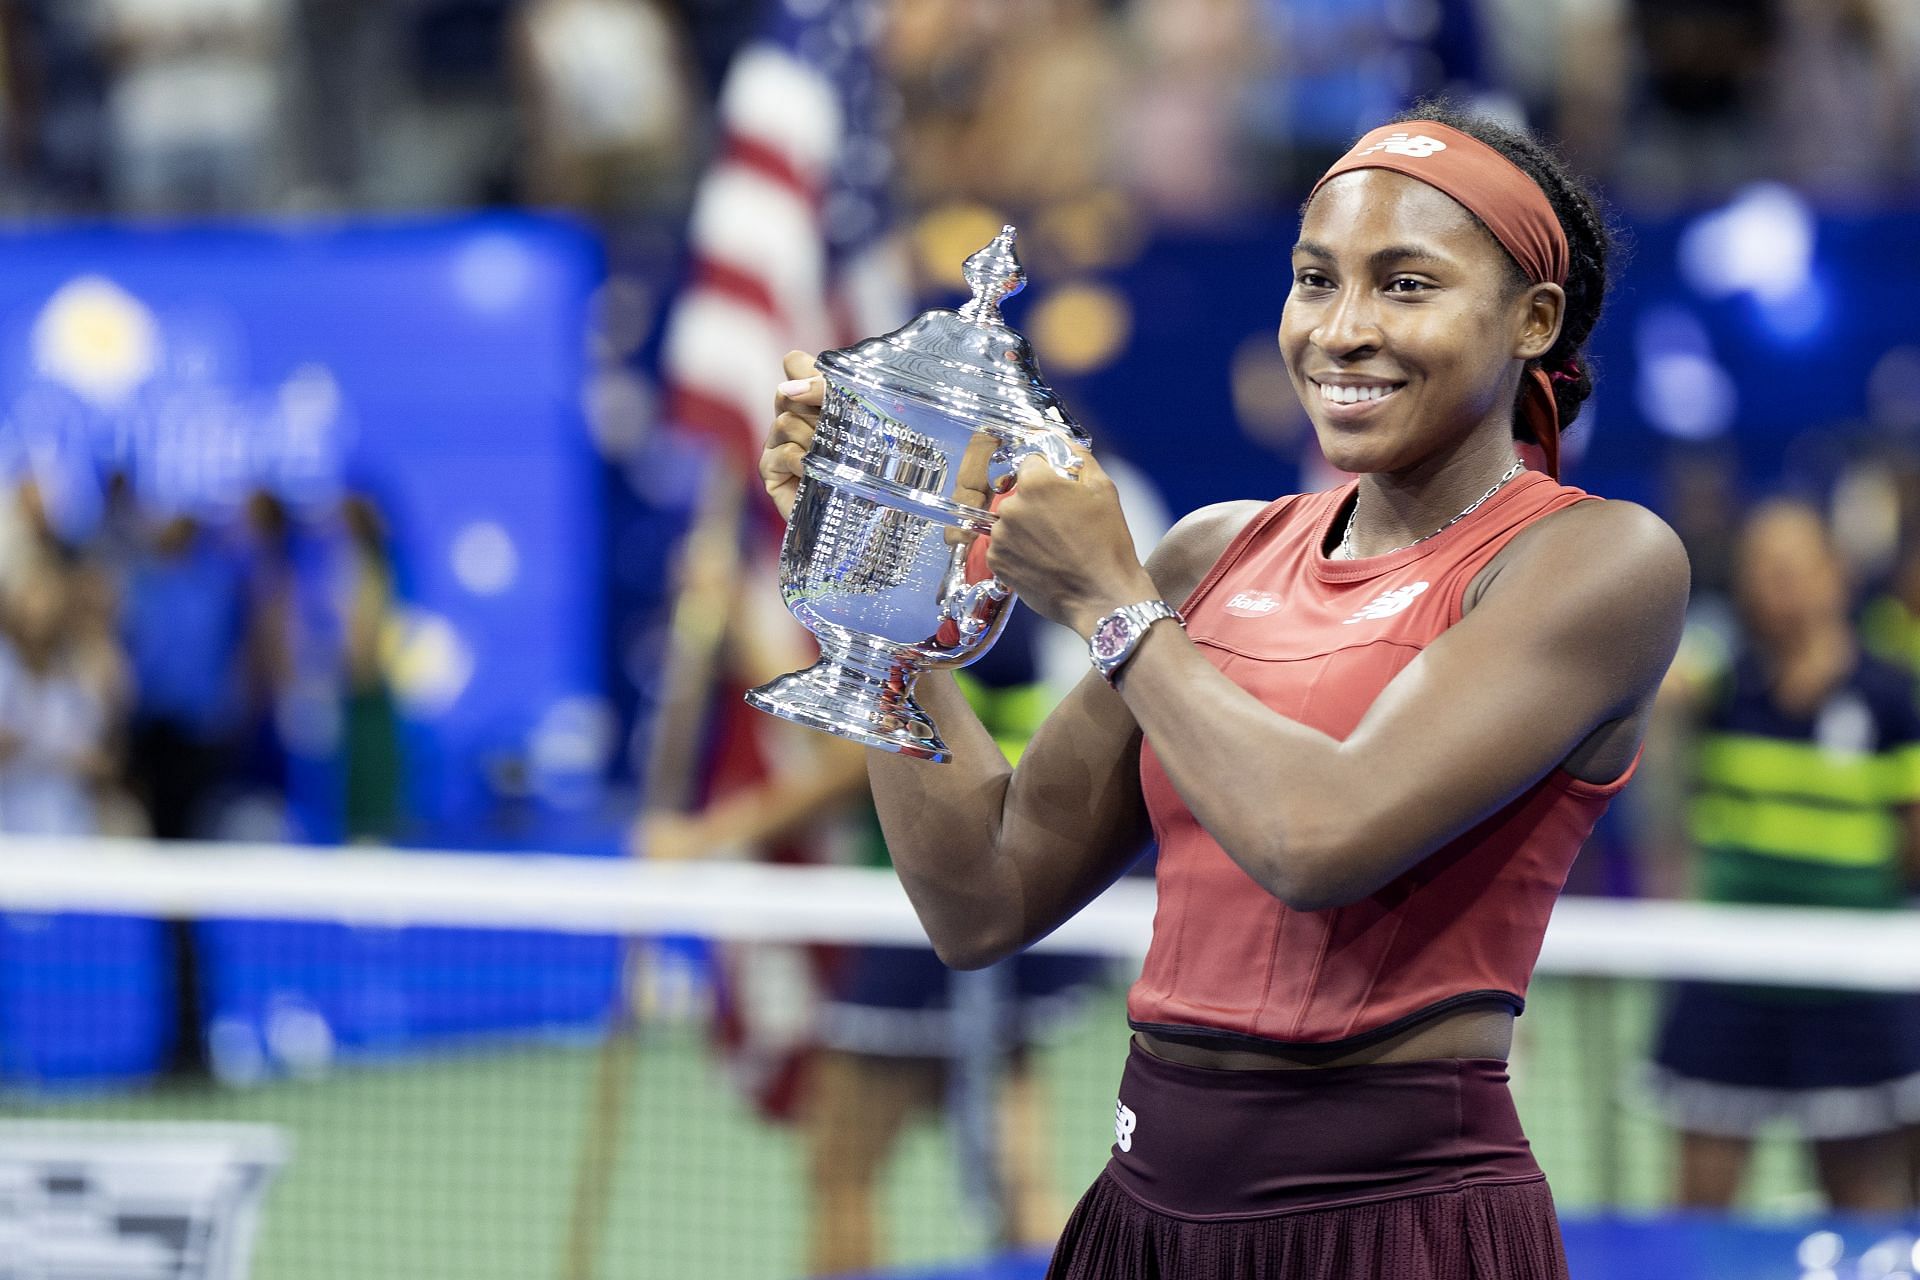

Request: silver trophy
left=745, top=226, right=1087, bottom=762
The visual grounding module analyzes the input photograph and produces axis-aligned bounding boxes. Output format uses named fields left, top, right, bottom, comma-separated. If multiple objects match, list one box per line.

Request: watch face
left=1091, top=614, right=1132, bottom=662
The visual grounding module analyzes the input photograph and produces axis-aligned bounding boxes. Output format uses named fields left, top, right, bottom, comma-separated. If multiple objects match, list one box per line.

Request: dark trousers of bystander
left=126, top=718, right=229, bottom=1075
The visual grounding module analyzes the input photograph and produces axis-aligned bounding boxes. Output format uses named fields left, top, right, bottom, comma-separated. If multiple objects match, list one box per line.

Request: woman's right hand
left=762, top=350, right=823, bottom=522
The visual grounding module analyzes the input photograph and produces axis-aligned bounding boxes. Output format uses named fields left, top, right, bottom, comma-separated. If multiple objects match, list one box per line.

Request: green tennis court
left=1, top=977, right=1819, bottom=1280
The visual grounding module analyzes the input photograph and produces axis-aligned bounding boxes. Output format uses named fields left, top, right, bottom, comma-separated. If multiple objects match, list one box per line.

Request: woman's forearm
left=1111, top=624, right=1351, bottom=908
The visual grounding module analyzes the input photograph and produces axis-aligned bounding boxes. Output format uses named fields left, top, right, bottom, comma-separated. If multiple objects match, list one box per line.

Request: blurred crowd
left=0, top=0, right=1912, bottom=227
left=0, top=476, right=404, bottom=846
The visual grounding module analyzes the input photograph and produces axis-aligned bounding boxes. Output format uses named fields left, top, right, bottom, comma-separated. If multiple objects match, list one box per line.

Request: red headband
left=1310, top=121, right=1571, bottom=479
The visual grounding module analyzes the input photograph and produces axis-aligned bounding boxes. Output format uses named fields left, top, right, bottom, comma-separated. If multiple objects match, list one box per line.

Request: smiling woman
left=760, top=105, right=1689, bottom=1280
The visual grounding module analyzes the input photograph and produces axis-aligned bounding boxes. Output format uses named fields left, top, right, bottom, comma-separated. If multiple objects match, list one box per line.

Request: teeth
left=1318, top=382, right=1397, bottom=405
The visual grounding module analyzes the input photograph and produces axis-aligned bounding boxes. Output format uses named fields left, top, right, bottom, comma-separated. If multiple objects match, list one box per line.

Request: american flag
left=660, top=0, right=907, bottom=470
left=652, top=0, right=907, bottom=1121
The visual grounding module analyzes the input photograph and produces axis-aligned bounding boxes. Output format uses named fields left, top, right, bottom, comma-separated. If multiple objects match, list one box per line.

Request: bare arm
left=1098, top=498, right=1689, bottom=910
left=760, top=351, right=1258, bottom=965
left=867, top=501, right=1260, bottom=967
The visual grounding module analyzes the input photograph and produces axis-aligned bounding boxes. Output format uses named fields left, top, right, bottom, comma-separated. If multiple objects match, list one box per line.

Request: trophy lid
left=816, top=226, right=1087, bottom=439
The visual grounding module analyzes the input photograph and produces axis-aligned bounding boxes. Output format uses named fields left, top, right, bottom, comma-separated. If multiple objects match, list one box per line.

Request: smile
left=1312, top=379, right=1404, bottom=410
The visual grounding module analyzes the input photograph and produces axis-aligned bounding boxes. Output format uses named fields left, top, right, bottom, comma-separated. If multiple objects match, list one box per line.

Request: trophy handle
left=938, top=541, right=1010, bottom=643
left=937, top=433, right=1084, bottom=641
left=986, top=432, right=1083, bottom=492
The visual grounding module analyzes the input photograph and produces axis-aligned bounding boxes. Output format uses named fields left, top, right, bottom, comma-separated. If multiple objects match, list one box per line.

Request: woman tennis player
left=763, top=106, right=1688, bottom=1279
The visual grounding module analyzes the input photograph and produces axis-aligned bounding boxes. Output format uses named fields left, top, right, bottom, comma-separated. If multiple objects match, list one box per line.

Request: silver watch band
left=1089, top=600, right=1183, bottom=685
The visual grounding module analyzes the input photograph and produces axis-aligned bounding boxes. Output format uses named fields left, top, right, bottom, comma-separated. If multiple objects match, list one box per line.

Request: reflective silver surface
left=746, top=226, right=1088, bottom=761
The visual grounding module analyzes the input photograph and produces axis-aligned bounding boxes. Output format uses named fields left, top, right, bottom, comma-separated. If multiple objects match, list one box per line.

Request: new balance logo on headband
left=1356, top=132, right=1449, bottom=159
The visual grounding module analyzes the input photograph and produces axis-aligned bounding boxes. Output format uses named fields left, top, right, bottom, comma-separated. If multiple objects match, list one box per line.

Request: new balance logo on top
left=1343, top=581, right=1430, bottom=624
left=1114, top=1100, right=1137, bottom=1152
left=1225, top=590, right=1280, bottom=617
left=1356, top=132, right=1448, bottom=159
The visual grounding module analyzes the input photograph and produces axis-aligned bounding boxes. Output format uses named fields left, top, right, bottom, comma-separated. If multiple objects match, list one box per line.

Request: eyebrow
left=1291, top=240, right=1452, bottom=271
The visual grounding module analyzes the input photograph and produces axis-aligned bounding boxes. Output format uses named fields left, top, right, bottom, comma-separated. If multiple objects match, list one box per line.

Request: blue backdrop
left=0, top=215, right=608, bottom=841
left=0, top=217, right=619, bottom=1084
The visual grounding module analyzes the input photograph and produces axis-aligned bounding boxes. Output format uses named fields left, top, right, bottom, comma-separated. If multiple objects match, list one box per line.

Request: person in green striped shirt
left=1647, top=500, right=1920, bottom=1211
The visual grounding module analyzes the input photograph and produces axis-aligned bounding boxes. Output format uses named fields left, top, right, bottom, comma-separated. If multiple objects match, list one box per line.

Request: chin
left=1310, top=430, right=1402, bottom=478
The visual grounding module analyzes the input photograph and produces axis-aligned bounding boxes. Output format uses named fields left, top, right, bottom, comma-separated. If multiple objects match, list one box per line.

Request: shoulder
left=1144, top=499, right=1273, bottom=605
left=1471, top=499, right=1690, bottom=706
left=1494, top=498, right=1690, bottom=614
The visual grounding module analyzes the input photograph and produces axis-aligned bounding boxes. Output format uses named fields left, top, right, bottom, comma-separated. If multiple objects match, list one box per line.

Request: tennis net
left=0, top=835, right=1914, bottom=1280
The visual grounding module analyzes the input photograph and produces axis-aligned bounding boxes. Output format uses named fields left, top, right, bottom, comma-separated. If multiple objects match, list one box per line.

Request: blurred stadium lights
left=30, top=275, right=159, bottom=409
left=1796, top=1229, right=1844, bottom=1273
left=912, top=202, right=1008, bottom=291
left=1231, top=331, right=1309, bottom=453
left=1027, top=281, right=1130, bottom=375
left=1678, top=181, right=1828, bottom=343
left=1634, top=306, right=1737, bottom=441
left=527, top=695, right=621, bottom=810
left=1679, top=183, right=1816, bottom=305
left=451, top=231, right=544, bottom=315
left=450, top=520, right=520, bottom=597
left=385, top=610, right=476, bottom=718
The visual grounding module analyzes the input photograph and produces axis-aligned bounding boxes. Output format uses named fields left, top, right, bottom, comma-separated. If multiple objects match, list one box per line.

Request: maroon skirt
left=1046, top=1040, right=1569, bottom=1280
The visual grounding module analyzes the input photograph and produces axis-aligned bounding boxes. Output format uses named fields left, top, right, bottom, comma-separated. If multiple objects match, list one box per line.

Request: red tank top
left=1129, top=470, right=1638, bottom=1048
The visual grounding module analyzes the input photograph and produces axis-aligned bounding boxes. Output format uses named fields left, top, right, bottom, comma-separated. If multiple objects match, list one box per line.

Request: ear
left=1513, top=282, right=1565, bottom=362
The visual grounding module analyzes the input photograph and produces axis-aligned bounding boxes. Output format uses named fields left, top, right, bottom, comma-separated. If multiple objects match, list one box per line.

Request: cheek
left=1395, top=309, right=1509, bottom=395
left=1276, top=298, right=1318, bottom=375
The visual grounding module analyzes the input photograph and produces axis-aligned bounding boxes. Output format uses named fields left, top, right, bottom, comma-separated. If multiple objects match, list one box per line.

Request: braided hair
left=1387, top=103, right=1618, bottom=440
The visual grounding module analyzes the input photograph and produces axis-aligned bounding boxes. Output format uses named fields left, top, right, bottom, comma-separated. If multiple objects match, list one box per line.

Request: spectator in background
left=888, top=0, right=1120, bottom=215
left=357, top=0, right=519, bottom=209
left=1556, top=0, right=1920, bottom=202
left=1250, top=0, right=1499, bottom=195
left=0, top=565, right=113, bottom=835
left=1645, top=500, right=1920, bottom=1212
left=338, top=494, right=402, bottom=843
left=230, top=489, right=299, bottom=840
left=89, top=0, right=295, bottom=214
left=1555, top=0, right=1779, bottom=200
left=121, top=512, right=243, bottom=840
left=1117, top=0, right=1262, bottom=224
left=639, top=606, right=1099, bottom=1278
left=1768, top=0, right=1920, bottom=199
left=511, top=0, right=698, bottom=220
left=800, top=606, right=1097, bottom=1278
left=63, top=556, right=139, bottom=835
left=0, top=477, right=64, bottom=598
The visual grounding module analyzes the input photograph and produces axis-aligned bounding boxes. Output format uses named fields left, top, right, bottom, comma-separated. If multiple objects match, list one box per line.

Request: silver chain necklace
left=1339, top=459, right=1525, bottom=560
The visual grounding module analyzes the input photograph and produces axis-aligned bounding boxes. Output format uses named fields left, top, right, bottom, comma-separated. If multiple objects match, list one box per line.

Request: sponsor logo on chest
left=1342, top=581, right=1430, bottom=625
left=1224, top=590, right=1281, bottom=618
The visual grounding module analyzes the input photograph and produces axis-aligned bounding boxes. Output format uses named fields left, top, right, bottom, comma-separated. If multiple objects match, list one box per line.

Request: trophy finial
left=957, top=225, right=1025, bottom=325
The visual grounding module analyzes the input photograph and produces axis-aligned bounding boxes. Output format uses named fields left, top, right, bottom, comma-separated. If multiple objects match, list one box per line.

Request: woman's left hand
left=985, top=447, right=1159, bottom=638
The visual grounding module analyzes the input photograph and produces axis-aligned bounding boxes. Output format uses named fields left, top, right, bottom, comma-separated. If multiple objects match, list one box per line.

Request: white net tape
left=0, top=835, right=1914, bottom=990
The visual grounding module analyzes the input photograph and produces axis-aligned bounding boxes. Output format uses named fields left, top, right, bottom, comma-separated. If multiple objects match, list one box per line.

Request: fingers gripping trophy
left=747, top=227, right=1087, bottom=762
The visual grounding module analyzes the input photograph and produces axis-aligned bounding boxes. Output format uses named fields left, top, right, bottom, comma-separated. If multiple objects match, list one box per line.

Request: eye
left=1293, top=269, right=1333, bottom=291
left=1384, top=276, right=1433, bottom=295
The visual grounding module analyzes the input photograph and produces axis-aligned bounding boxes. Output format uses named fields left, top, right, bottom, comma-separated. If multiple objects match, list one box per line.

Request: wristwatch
left=1088, top=600, right=1184, bottom=685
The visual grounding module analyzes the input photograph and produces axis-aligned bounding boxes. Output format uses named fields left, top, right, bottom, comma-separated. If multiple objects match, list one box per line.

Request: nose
left=1311, top=283, right=1383, bottom=360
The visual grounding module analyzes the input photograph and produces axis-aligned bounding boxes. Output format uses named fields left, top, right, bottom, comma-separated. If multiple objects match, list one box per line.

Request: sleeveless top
left=1128, top=470, right=1639, bottom=1049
